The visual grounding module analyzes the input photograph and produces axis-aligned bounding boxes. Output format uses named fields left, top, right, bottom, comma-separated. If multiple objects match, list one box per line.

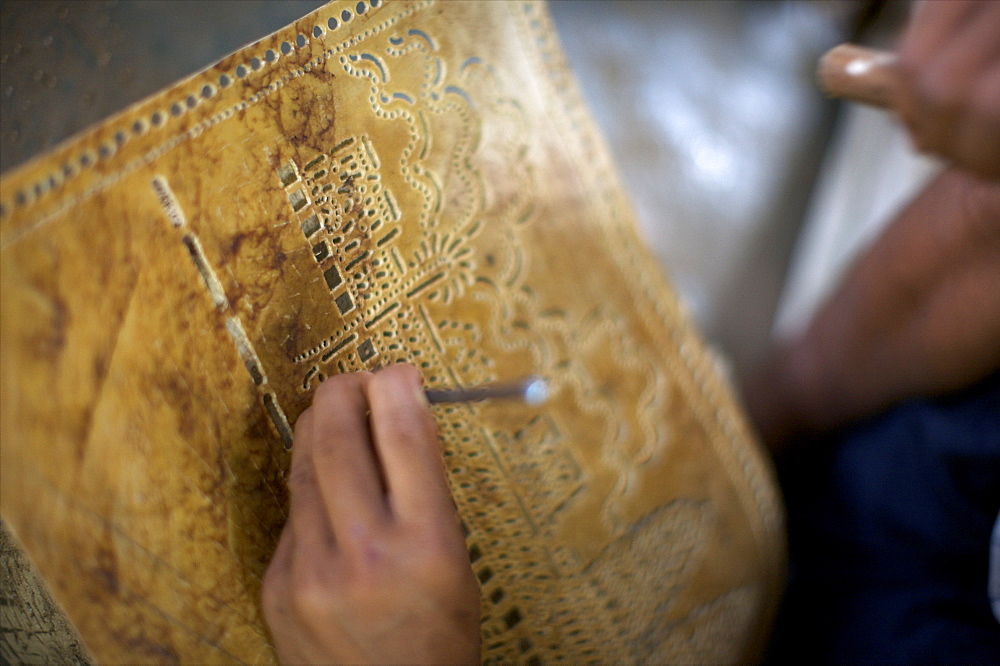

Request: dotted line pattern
left=0, top=0, right=432, bottom=244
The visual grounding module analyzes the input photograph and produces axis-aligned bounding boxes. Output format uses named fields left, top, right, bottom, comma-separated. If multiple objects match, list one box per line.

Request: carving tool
left=817, top=43, right=898, bottom=109
left=425, top=376, right=549, bottom=405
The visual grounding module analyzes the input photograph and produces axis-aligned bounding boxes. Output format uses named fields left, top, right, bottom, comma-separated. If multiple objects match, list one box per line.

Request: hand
left=261, top=364, right=481, bottom=664
left=744, top=170, right=1000, bottom=451
left=894, top=0, right=1000, bottom=179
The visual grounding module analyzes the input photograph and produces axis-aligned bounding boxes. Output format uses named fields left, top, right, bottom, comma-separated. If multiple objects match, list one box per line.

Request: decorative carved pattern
left=0, top=1, right=784, bottom=663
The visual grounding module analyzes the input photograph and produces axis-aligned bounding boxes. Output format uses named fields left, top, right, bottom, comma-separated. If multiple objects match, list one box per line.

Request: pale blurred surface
left=550, top=0, right=854, bottom=377
left=774, top=102, right=940, bottom=339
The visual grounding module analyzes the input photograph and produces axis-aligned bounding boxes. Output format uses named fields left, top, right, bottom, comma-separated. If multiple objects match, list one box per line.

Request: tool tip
left=523, top=377, right=549, bottom=406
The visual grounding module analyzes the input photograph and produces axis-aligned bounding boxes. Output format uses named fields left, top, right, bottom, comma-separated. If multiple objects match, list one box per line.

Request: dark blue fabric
left=769, top=373, right=1000, bottom=663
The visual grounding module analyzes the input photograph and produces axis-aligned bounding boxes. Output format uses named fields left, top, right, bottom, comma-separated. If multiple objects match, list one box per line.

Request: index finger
left=365, top=364, right=455, bottom=523
left=308, top=372, right=389, bottom=536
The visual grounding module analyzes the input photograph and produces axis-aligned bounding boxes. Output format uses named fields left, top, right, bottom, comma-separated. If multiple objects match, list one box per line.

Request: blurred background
left=1, top=0, right=937, bottom=661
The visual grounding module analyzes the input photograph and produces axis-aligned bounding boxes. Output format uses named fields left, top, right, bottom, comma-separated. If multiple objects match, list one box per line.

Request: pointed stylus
left=424, top=376, right=549, bottom=405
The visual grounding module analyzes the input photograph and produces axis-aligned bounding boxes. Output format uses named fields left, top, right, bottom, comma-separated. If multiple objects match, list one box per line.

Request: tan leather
left=0, top=1, right=784, bottom=662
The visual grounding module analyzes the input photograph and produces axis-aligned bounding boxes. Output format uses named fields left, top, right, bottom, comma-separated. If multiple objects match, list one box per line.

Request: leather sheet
left=0, top=1, right=784, bottom=662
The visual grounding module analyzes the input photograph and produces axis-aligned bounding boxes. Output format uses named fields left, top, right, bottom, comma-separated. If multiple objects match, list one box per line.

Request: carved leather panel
left=0, top=1, right=784, bottom=662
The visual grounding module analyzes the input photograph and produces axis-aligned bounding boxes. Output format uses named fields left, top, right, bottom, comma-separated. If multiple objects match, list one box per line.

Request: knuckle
left=289, top=555, right=337, bottom=616
left=291, top=581, right=334, bottom=621
left=341, top=523, right=391, bottom=572
left=915, top=67, right=969, bottom=115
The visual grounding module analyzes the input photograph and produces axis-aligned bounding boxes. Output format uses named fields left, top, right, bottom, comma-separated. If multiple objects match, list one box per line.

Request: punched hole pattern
left=0, top=0, right=382, bottom=220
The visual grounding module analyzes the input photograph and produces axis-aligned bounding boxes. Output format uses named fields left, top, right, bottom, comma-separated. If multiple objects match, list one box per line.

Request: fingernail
left=400, top=364, right=430, bottom=406
left=410, top=369, right=430, bottom=406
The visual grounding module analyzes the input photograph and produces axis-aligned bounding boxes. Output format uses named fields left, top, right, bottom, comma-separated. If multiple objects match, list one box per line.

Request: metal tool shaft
left=424, top=376, right=548, bottom=405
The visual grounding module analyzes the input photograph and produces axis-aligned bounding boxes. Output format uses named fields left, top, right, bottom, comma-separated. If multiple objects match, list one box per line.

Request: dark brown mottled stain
left=280, top=68, right=337, bottom=149
left=91, top=547, right=119, bottom=596
left=215, top=224, right=288, bottom=316
left=309, top=79, right=338, bottom=144
left=111, top=627, right=179, bottom=665
left=157, top=370, right=198, bottom=442
left=281, top=319, right=304, bottom=361
left=269, top=249, right=287, bottom=271
left=222, top=220, right=281, bottom=272
left=225, top=230, right=250, bottom=259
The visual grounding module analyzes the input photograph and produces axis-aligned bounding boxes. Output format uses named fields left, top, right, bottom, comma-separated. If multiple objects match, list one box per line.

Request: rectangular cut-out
left=312, top=241, right=330, bottom=262
left=151, top=176, right=187, bottom=228
left=303, top=154, right=326, bottom=172
left=181, top=233, right=228, bottom=310
left=357, top=338, right=376, bottom=362
left=277, top=162, right=299, bottom=187
left=300, top=214, right=320, bottom=238
left=334, top=291, right=354, bottom=314
left=263, top=393, right=294, bottom=448
left=288, top=189, right=308, bottom=211
left=225, top=316, right=267, bottom=386
left=323, top=264, right=342, bottom=290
